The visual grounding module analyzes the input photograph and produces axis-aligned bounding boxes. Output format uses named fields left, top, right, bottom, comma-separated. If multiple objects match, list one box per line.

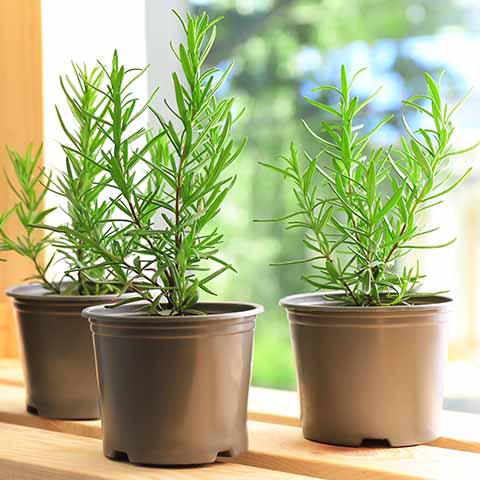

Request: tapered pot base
left=304, top=432, right=438, bottom=448
left=26, top=402, right=99, bottom=421
left=104, top=439, right=247, bottom=466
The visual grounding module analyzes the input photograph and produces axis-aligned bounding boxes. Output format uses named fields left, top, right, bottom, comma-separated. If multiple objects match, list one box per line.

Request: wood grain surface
left=0, top=422, right=316, bottom=480
left=0, top=377, right=480, bottom=479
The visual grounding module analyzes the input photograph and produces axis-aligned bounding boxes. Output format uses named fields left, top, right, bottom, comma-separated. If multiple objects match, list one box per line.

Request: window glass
left=189, top=0, right=480, bottom=412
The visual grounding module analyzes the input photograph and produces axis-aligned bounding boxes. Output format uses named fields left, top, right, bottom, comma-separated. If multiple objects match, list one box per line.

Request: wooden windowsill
left=1, top=360, right=480, bottom=479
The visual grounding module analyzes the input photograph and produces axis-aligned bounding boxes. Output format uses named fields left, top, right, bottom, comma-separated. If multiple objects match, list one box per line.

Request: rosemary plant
left=0, top=145, right=59, bottom=292
left=62, top=12, right=245, bottom=314
left=1, top=63, right=126, bottom=295
left=49, top=62, right=123, bottom=295
left=260, top=66, right=478, bottom=306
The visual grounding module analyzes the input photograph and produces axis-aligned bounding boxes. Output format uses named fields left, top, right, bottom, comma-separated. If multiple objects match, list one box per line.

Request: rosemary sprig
left=0, top=145, right=59, bottom=293
left=48, top=62, right=123, bottom=295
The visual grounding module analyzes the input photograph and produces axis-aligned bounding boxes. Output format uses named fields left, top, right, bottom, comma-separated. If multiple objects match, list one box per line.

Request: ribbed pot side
left=281, top=293, right=451, bottom=447
left=83, top=301, right=263, bottom=466
left=7, top=283, right=122, bottom=420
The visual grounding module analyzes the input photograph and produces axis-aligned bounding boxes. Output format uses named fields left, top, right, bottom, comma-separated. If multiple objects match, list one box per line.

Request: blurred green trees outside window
left=189, top=0, right=480, bottom=390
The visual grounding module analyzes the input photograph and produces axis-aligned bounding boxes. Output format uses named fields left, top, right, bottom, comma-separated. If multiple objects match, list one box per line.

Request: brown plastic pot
left=281, top=292, right=452, bottom=447
left=82, top=301, right=263, bottom=466
left=7, top=283, right=122, bottom=420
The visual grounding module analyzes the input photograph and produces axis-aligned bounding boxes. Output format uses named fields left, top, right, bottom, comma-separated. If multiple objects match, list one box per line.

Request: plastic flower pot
left=281, top=292, right=451, bottom=447
left=7, top=283, right=122, bottom=420
left=82, top=301, right=263, bottom=465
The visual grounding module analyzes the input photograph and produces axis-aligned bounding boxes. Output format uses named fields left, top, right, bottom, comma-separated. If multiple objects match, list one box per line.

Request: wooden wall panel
left=0, top=0, right=43, bottom=357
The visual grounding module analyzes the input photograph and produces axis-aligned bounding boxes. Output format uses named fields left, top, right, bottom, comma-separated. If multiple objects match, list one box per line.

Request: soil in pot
left=7, top=283, right=122, bottom=420
left=83, top=301, right=263, bottom=465
left=281, top=292, right=451, bottom=447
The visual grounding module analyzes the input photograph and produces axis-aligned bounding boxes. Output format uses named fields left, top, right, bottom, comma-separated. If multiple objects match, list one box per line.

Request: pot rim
left=82, top=300, right=264, bottom=323
left=280, top=291, right=453, bottom=313
left=6, top=282, right=124, bottom=302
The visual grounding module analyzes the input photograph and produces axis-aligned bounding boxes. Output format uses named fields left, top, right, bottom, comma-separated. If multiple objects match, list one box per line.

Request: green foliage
left=64, top=11, right=245, bottom=315
left=261, top=66, right=478, bottom=306
left=0, top=145, right=59, bottom=292
left=46, top=62, right=124, bottom=295
left=1, top=62, right=128, bottom=295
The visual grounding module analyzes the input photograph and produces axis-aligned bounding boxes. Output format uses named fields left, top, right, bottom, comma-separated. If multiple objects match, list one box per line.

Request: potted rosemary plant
left=2, top=63, right=125, bottom=420
left=261, top=66, right=478, bottom=447
left=79, top=12, right=263, bottom=465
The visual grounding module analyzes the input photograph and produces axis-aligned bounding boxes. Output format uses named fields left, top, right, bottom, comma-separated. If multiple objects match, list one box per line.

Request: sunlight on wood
left=0, top=0, right=44, bottom=358
left=0, top=423, right=312, bottom=480
left=1, top=361, right=480, bottom=478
